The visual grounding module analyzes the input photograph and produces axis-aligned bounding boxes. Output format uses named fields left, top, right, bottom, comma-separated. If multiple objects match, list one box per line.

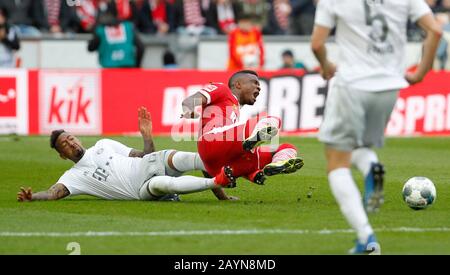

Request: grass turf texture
left=0, top=136, right=449, bottom=254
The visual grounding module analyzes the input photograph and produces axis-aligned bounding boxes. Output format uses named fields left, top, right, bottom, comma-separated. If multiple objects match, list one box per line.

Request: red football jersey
left=198, top=83, right=240, bottom=135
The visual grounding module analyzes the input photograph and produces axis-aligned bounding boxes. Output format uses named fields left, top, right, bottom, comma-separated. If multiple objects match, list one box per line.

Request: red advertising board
left=0, top=77, right=16, bottom=117
left=38, top=70, right=102, bottom=135
left=0, top=69, right=28, bottom=135
left=101, top=70, right=232, bottom=135
left=20, top=69, right=450, bottom=136
left=387, top=71, right=450, bottom=136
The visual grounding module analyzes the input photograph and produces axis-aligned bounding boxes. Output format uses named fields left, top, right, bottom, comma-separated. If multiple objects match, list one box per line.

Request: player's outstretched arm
left=406, top=13, right=442, bottom=85
left=130, top=106, right=156, bottom=157
left=17, top=183, right=70, bottom=202
left=181, top=92, right=207, bottom=119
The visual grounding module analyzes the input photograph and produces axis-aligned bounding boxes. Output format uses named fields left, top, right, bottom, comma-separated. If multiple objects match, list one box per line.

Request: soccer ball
left=402, top=177, right=436, bottom=210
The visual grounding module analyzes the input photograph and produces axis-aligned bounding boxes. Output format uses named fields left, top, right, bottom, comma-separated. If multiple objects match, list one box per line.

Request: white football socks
left=328, top=168, right=374, bottom=243
left=351, top=148, right=379, bottom=177
left=171, top=151, right=205, bottom=172
left=148, top=176, right=216, bottom=196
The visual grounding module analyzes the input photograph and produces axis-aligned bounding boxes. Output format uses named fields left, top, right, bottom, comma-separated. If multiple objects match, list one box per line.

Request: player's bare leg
left=351, top=147, right=385, bottom=213
left=325, top=146, right=377, bottom=254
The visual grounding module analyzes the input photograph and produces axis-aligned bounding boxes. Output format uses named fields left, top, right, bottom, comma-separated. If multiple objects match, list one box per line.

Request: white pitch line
left=0, top=227, right=450, bottom=237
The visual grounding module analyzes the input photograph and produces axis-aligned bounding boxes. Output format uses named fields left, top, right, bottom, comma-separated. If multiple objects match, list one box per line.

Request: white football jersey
left=58, top=139, right=162, bottom=200
left=315, top=0, right=431, bottom=92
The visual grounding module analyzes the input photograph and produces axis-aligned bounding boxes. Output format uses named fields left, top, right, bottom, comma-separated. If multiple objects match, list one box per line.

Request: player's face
left=56, top=132, right=85, bottom=161
left=240, top=74, right=261, bottom=105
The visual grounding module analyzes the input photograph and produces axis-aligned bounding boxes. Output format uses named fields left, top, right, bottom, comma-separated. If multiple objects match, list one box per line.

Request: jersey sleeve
left=97, top=139, right=132, bottom=157
left=409, top=0, right=432, bottom=23
left=314, top=0, right=336, bottom=29
left=57, top=170, right=83, bottom=197
left=197, top=83, right=227, bottom=105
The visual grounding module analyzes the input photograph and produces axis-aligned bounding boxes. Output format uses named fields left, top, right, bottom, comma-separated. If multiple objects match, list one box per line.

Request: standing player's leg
left=351, top=148, right=385, bottom=213
left=325, top=148, right=377, bottom=254
left=318, top=82, right=377, bottom=254
left=355, top=89, right=398, bottom=213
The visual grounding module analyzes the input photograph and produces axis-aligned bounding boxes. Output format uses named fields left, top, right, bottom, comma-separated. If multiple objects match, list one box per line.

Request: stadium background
left=1, top=0, right=450, bottom=255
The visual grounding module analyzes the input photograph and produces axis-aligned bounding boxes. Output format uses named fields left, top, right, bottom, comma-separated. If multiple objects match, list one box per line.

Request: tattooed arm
left=17, top=183, right=70, bottom=202
left=129, top=106, right=155, bottom=158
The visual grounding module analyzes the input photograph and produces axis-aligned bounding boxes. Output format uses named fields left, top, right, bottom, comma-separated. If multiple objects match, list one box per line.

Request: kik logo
left=40, top=72, right=101, bottom=134
left=48, top=85, right=91, bottom=124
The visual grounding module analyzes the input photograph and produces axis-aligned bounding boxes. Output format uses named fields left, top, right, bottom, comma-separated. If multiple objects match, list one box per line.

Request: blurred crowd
left=409, top=0, right=450, bottom=40
left=0, top=0, right=448, bottom=37
left=1, top=0, right=450, bottom=69
left=0, top=0, right=322, bottom=37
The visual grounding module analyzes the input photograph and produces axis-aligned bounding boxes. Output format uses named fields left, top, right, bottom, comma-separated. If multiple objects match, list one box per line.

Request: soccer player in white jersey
left=311, top=0, right=442, bottom=253
left=17, top=107, right=236, bottom=202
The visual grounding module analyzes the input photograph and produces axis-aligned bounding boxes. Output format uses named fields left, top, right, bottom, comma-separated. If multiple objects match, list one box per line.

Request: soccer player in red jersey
left=181, top=70, right=304, bottom=187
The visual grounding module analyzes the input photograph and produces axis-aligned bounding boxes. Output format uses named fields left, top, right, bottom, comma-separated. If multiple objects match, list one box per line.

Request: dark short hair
left=50, top=129, right=65, bottom=150
left=282, top=50, right=294, bottom=57
left=228, top=70, right=258, bottom=88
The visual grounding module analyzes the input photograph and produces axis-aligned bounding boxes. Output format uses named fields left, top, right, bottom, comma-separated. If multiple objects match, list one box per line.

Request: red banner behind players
left=38, top=70, right=102, bottom=135
left=19, top=69, right=450, bottom=136
left=0, top=77, right=16, bottom=117
left=387, top=71, right=450, bottom=136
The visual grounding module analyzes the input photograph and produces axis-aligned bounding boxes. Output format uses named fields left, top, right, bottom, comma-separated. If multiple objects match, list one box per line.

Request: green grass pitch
left=0, top=135, right=449, bottom=254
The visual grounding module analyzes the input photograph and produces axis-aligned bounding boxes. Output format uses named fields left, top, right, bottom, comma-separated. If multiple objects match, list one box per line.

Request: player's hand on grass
left=17, top=187, right=32, bottom=202
left=227, top=196, right=239, bottom=201
left=320, top=61, right=336, bottom=80
left=138, top=106, right=153, bottom=138
left=180, top=111, right=200, bottom=119
left=405, top=71, right=424, bottom=85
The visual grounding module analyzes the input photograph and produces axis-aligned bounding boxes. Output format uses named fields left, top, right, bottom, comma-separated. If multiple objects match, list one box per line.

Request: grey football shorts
left=318, top=81, right=399, bottom=151
left=138, top=149, right=182, bottom=200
